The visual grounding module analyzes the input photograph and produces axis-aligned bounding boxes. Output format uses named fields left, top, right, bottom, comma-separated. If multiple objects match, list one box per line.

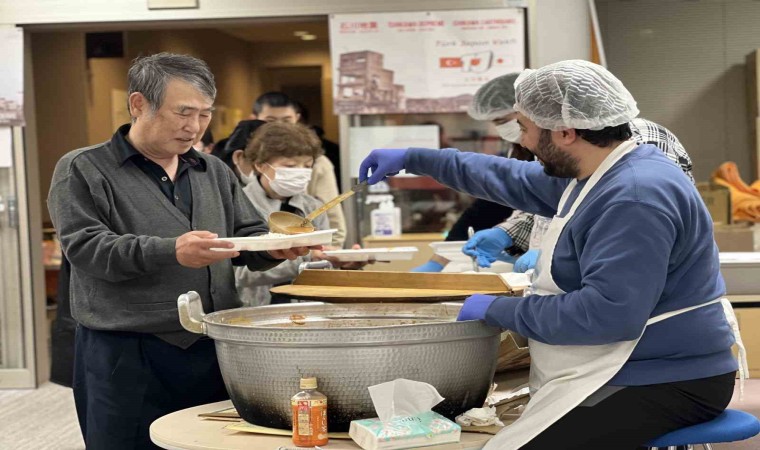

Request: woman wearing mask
left=235, top=121, right=360, bottom=306
left=217, top=115, right=347, bottom=249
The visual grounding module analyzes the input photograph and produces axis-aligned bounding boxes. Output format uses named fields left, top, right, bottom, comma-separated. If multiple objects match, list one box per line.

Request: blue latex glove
left=456, top=294, right=497, bottom=321
left=359, top=148, right=408, bottom=185
left=462, top=227, right=513, bottom=268
left=513, top=249, right=539, bottom=273
left=410, top=260, right=444, bottom=272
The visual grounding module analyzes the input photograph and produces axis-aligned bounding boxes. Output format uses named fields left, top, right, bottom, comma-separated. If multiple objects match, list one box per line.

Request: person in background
left=252, top=92, right=347, bottom=248
left=466, top=117, right=697, bottom=273
left=411, top=74, right=533, bottom=272
left=193, top=128, right=215, bottom=154
left=457, top=72, right=697, bottom=274
left=235, top=122, right=363, bottom=306
left=630, top=118, right=694, bottom=183
left=359, top=60, right=739, bottom=449
left=209, top=135, right=228, bottom=160
left=214, top=119, right=268, bottom=184
left=296, top=100, right=342, bottom=183
left=48, top=53, right=312, bottom=449
left=457, top=74, right=552, bottom=272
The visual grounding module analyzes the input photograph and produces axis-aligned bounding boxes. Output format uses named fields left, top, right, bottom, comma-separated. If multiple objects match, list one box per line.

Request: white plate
left=429, top=241, right=469, bottom=261
left=322, top=246, right=419, bottom=262
left=210, top=229, right=337, bottom=252
left=443, top=260, right=514, bottom=274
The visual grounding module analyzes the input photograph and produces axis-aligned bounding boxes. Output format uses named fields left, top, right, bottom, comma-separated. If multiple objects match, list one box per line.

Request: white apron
left=485, top=141, right=747, bottom=450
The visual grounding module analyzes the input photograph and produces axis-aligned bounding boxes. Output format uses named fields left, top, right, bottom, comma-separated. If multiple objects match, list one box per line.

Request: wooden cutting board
left=270, top=270, right=516, bottom=302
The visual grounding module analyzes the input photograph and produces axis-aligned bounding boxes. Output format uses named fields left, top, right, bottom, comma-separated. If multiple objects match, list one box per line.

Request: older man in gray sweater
left=47, top=53, right=311, bottom=450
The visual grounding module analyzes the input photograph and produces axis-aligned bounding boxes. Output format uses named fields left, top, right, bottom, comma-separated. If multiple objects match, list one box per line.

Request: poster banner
left=329, top=9, right=525, bottom=115
left=0, top=26, right=24, bottom=126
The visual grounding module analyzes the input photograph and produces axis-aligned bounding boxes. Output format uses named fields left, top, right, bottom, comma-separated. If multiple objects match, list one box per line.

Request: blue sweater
left=406, top=145, right=737, bottom=386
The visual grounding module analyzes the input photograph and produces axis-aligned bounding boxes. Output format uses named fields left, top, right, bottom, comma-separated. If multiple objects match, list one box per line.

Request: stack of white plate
left=429, top=241, right=514, bottom=274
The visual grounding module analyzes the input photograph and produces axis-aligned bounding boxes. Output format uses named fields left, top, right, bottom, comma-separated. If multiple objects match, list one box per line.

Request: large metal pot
left=178, top=292, right=500, bottom=431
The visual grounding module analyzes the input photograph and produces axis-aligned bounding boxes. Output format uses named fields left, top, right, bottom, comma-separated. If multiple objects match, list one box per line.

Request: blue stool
left=645, top=409, right=760, bottom=450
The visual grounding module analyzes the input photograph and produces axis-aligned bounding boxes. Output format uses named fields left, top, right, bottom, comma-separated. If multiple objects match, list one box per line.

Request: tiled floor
left=0, top=382, right=83, bottom=450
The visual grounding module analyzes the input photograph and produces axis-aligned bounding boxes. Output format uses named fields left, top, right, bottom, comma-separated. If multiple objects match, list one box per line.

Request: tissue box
left=349, top=411, right=461, bottom=450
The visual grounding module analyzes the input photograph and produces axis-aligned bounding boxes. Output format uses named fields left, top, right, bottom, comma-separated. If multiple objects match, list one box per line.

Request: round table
left=150, top=400, right=493, bottom=450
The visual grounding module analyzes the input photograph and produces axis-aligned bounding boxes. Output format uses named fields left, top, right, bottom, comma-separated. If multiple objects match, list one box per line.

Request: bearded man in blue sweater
left=359, top=60, right=742, bottom=450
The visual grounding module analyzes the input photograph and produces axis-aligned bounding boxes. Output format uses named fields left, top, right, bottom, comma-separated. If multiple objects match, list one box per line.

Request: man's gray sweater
left=47, top=128, right=282, bottom=348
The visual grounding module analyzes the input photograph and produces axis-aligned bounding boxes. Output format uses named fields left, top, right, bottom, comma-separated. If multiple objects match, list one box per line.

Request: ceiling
left=218, top=18, right=328, bottom=43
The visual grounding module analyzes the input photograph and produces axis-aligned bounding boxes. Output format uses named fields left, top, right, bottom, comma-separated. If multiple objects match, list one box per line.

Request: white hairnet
left=467, top=72, right=520, bottom=121
left=514, top=60, right=639, bottom=131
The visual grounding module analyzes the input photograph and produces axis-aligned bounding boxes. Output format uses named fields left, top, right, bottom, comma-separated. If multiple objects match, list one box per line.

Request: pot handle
left=177, top=291, right=207, bottom=335
left=298, top=260, right=333, bottom=274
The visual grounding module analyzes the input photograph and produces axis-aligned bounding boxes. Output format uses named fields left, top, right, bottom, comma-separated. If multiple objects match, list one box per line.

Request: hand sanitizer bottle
left=370, top=195, right=401, bottom=236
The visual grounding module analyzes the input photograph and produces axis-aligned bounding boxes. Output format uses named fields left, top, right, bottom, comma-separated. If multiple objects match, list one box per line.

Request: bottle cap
left=300, top=377, right=318, bottom=389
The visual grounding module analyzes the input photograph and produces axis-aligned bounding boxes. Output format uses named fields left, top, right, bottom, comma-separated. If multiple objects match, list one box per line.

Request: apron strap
left=721, top=299, right=749, bottom=399
left=645, top=298, right=722, bottom=326
left=647, top=298, right=747, bottom=398
left=562, top=140, right=638, bottom=218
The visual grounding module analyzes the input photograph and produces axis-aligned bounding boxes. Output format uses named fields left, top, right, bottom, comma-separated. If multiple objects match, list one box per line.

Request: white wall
left=1, top=0, right=593, bottom=71
left=596, top=0, right=759, bottom=182
left=528, top=0, right=592, bottom=68
left=0, top=0, right=506, bottom=25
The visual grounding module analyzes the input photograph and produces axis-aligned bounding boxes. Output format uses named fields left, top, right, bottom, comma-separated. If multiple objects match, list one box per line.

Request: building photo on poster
left=329, top=8, right=526, bottom=115
left=0, top=26, right=24, bottom=126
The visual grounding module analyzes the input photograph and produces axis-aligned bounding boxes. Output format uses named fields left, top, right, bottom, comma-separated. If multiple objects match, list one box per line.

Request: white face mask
left=239, top=168, right=256, bottom=185
left=495, top=120, right=522, bottom=143
left=263, top=164, right=313, bottom=197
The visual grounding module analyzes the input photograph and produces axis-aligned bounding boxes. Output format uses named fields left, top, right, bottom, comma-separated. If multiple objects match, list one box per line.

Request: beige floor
left=0, top=382, right=83, bottom=450
left=0, top=381, right=759, bottom=449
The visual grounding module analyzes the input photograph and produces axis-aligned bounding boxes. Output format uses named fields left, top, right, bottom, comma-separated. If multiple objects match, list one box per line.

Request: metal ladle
left=268, top=181, right=369, bottom=234
left=467, top=226, right=480, bottom=273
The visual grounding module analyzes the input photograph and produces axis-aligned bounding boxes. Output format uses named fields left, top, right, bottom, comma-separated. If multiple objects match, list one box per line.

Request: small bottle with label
left=291, top=376, right=328, bottom=447
left=369, top=195, right=402, bottom=236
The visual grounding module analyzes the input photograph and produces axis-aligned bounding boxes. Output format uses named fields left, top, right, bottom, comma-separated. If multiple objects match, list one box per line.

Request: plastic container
left=291, top=377, right=328, bottom=447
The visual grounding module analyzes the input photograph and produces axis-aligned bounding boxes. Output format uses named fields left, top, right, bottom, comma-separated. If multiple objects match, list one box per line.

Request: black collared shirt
left=115, top=124, right=206, bottom=220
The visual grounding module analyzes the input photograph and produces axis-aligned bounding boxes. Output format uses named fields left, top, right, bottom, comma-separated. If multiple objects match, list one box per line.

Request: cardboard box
left=496, top=331, right=530, bottom=373
left=698, top=182, right=732, bottom=225
left=714, top=224, right=755, bottom=253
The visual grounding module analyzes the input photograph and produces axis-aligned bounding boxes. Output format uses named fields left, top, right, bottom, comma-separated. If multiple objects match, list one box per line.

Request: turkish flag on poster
left=439, top=57, right=463, bottom=68
left=461, top=51, right=493, bottom=73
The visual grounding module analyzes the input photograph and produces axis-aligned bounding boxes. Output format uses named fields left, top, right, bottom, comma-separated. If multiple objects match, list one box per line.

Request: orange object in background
left=712, top=162, right=760, bottom=222
left=291, top=377, right=328, bottom=447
